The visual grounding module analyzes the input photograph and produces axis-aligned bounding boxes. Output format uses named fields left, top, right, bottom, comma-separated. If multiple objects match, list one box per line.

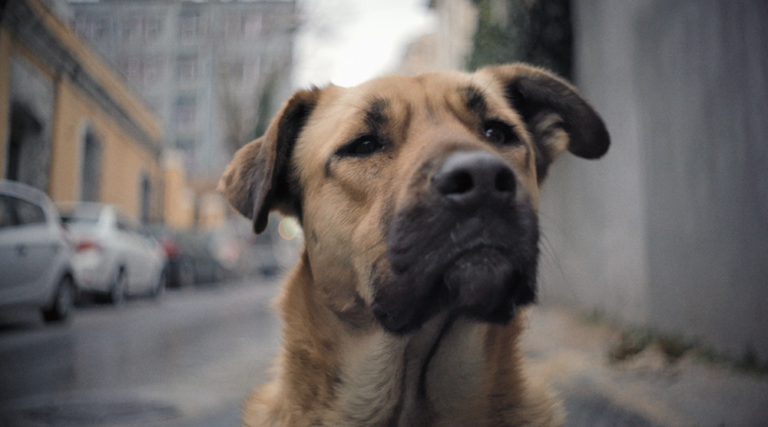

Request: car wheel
left=108, top=269, right=127, bottom=305
left=42, top=275, right=75, bottom=323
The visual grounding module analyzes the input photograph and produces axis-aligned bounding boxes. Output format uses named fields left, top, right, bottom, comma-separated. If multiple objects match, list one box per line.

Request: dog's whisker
left=538, top=231, right=564, bottom=278
left=353, top=237, right=387, bottom=259
left=330, top=236, right=387, bottom=267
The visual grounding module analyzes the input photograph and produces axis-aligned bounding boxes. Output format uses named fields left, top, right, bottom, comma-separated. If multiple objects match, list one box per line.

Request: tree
left=467, top=0, right=573, bottom=80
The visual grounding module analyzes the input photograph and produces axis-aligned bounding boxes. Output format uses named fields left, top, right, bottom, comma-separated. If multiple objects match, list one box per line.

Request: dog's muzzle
left=431, top=151, right=517, bottom=208
left=375, top=151, right=539, bottom=333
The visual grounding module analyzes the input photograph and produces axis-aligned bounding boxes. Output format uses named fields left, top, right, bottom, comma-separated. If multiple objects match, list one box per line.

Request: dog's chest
left=330, top=318, right=487, bottom=427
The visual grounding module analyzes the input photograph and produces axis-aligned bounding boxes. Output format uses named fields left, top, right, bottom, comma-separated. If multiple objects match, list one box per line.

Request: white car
left=0, top=180, right=77, bottom=322
left=58, top=203, right=167, bottom=304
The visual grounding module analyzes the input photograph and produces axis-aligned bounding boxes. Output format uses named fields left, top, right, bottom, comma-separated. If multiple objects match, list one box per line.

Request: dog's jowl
left=220, top=63, right=609, bottom=427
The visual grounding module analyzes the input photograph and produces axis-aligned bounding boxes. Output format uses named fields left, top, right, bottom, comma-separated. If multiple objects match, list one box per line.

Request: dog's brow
left=364, top=98, right=389, bottom=129
left=463, top=86, right=488, bottom=117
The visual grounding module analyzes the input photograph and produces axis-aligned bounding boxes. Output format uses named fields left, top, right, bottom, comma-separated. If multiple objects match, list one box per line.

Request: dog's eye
left=337, top=135, right=385, bottom=157
left=483, top=121, right=517, bottom=146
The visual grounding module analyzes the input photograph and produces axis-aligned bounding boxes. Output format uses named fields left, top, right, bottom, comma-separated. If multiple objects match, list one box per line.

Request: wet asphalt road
left=0, top=277, right=283, bottom=427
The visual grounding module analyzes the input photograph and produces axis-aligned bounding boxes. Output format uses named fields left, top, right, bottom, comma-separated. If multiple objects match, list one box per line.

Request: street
left=0, top=278, right=283, bottom=427
left=1, top=276, right=767, bottom=427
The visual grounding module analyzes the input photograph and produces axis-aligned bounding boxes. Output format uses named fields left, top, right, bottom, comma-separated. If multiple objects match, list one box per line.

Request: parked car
left=0, top=180, right=77, bottom=322
left=58, top=203, right=167, bottom=304
left=149, top=226, right=228, bottom=288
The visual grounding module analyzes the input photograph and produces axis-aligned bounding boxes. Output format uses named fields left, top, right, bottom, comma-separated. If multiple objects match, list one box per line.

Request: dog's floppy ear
left=219, top=87, right=322, bottom=234
left=480, top=64, right=610, bottom=182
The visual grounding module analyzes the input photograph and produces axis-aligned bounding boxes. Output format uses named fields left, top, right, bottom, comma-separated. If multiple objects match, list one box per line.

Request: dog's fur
left=220, top=64, right=609, bottom=427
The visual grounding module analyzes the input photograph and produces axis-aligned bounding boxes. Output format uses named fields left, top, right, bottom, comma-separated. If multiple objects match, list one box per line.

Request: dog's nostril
left=495, top=168, right=516, bottom=193
left=444, top=171, right=474, bottom=195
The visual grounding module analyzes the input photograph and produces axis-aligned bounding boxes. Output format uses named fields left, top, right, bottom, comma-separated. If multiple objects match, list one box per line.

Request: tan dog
left=220, top=64, right=609, bottom=427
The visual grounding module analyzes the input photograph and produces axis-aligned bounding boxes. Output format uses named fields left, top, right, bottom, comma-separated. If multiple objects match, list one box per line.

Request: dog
left=219, top=63, right=609, bottom=427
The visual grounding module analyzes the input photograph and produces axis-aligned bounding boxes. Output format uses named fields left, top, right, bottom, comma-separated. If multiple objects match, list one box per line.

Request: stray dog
left=220, top=63, right=609, bottom=426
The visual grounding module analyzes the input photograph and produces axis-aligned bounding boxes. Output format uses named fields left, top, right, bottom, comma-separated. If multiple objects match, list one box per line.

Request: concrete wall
left=539, top=0, right=768, bottom=360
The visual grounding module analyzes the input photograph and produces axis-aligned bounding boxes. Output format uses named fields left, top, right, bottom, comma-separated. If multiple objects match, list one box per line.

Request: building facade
left=0, top=0, right=165, bottom=222
left=68, top=0, right=297, bottom=186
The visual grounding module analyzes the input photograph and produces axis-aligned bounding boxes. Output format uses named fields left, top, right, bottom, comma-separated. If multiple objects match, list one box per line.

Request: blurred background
left=0, top=0, right=766, bottom=426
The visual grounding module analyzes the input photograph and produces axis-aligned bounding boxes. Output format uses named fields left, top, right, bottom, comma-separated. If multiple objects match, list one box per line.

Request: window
left=180, top=13, right=201, bottom=39
left=73, top=15, right=109, bottom=41
left=15, top=198, right=46, bottom=226
left=140, top=174, right=151, bottom=223
left=120, top=59, right=142, bottom=83
left=6, top=102, right=49, bottom=192
left=224, top=14, right=245, bottom=38
left=143, top=56, right=164, bottom=84
left=94, top=17, right=109, bottom=40
left=122, top=16, right=143, bottom=42
left=81, top=131, right=102, bottom=202
left=116, top=218, right=130, bottom=232
left=0, top=195, right=47, bottom=228
left=175, top=96, right=197, bottom=132
left=119, top=57, right=164, bottom=86
left=244, top=13, right=262, bottom=39
left=177, top=56, right=198, bottom=82
left=0, top=196, right=16, bottom=228
left=145, top=16, right=163, bottom=40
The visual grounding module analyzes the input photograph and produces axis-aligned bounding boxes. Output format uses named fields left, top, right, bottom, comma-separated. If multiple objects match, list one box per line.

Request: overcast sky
left=293, top=0, right=436, bottom=88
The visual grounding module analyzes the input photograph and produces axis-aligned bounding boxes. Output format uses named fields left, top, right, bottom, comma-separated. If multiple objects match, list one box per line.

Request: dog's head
left=220, top=64, right=609, bottom=334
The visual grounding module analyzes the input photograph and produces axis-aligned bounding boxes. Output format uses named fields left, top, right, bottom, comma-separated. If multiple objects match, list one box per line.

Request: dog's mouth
left=373, top=207, right=539, bottom=334
left=443, top=247, right=533, bottom=316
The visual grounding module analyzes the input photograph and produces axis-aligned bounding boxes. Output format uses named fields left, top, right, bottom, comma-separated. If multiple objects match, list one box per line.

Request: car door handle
left=15, top=244, right=26, bottom=257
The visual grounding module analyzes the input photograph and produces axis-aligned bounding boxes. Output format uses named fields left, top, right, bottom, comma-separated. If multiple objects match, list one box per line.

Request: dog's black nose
left=432, top=151, right=516, bottom=206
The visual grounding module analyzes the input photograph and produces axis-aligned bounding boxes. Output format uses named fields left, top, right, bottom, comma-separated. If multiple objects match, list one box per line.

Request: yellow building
left=0, top=0, right=165, bottom=222
left=162, top=149, right=195, bottom=231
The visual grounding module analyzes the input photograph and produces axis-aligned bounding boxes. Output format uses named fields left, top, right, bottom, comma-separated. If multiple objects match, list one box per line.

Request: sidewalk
left=162, top=303, right=768, bottom=427
left=522, top=305, right=768, bottom=427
